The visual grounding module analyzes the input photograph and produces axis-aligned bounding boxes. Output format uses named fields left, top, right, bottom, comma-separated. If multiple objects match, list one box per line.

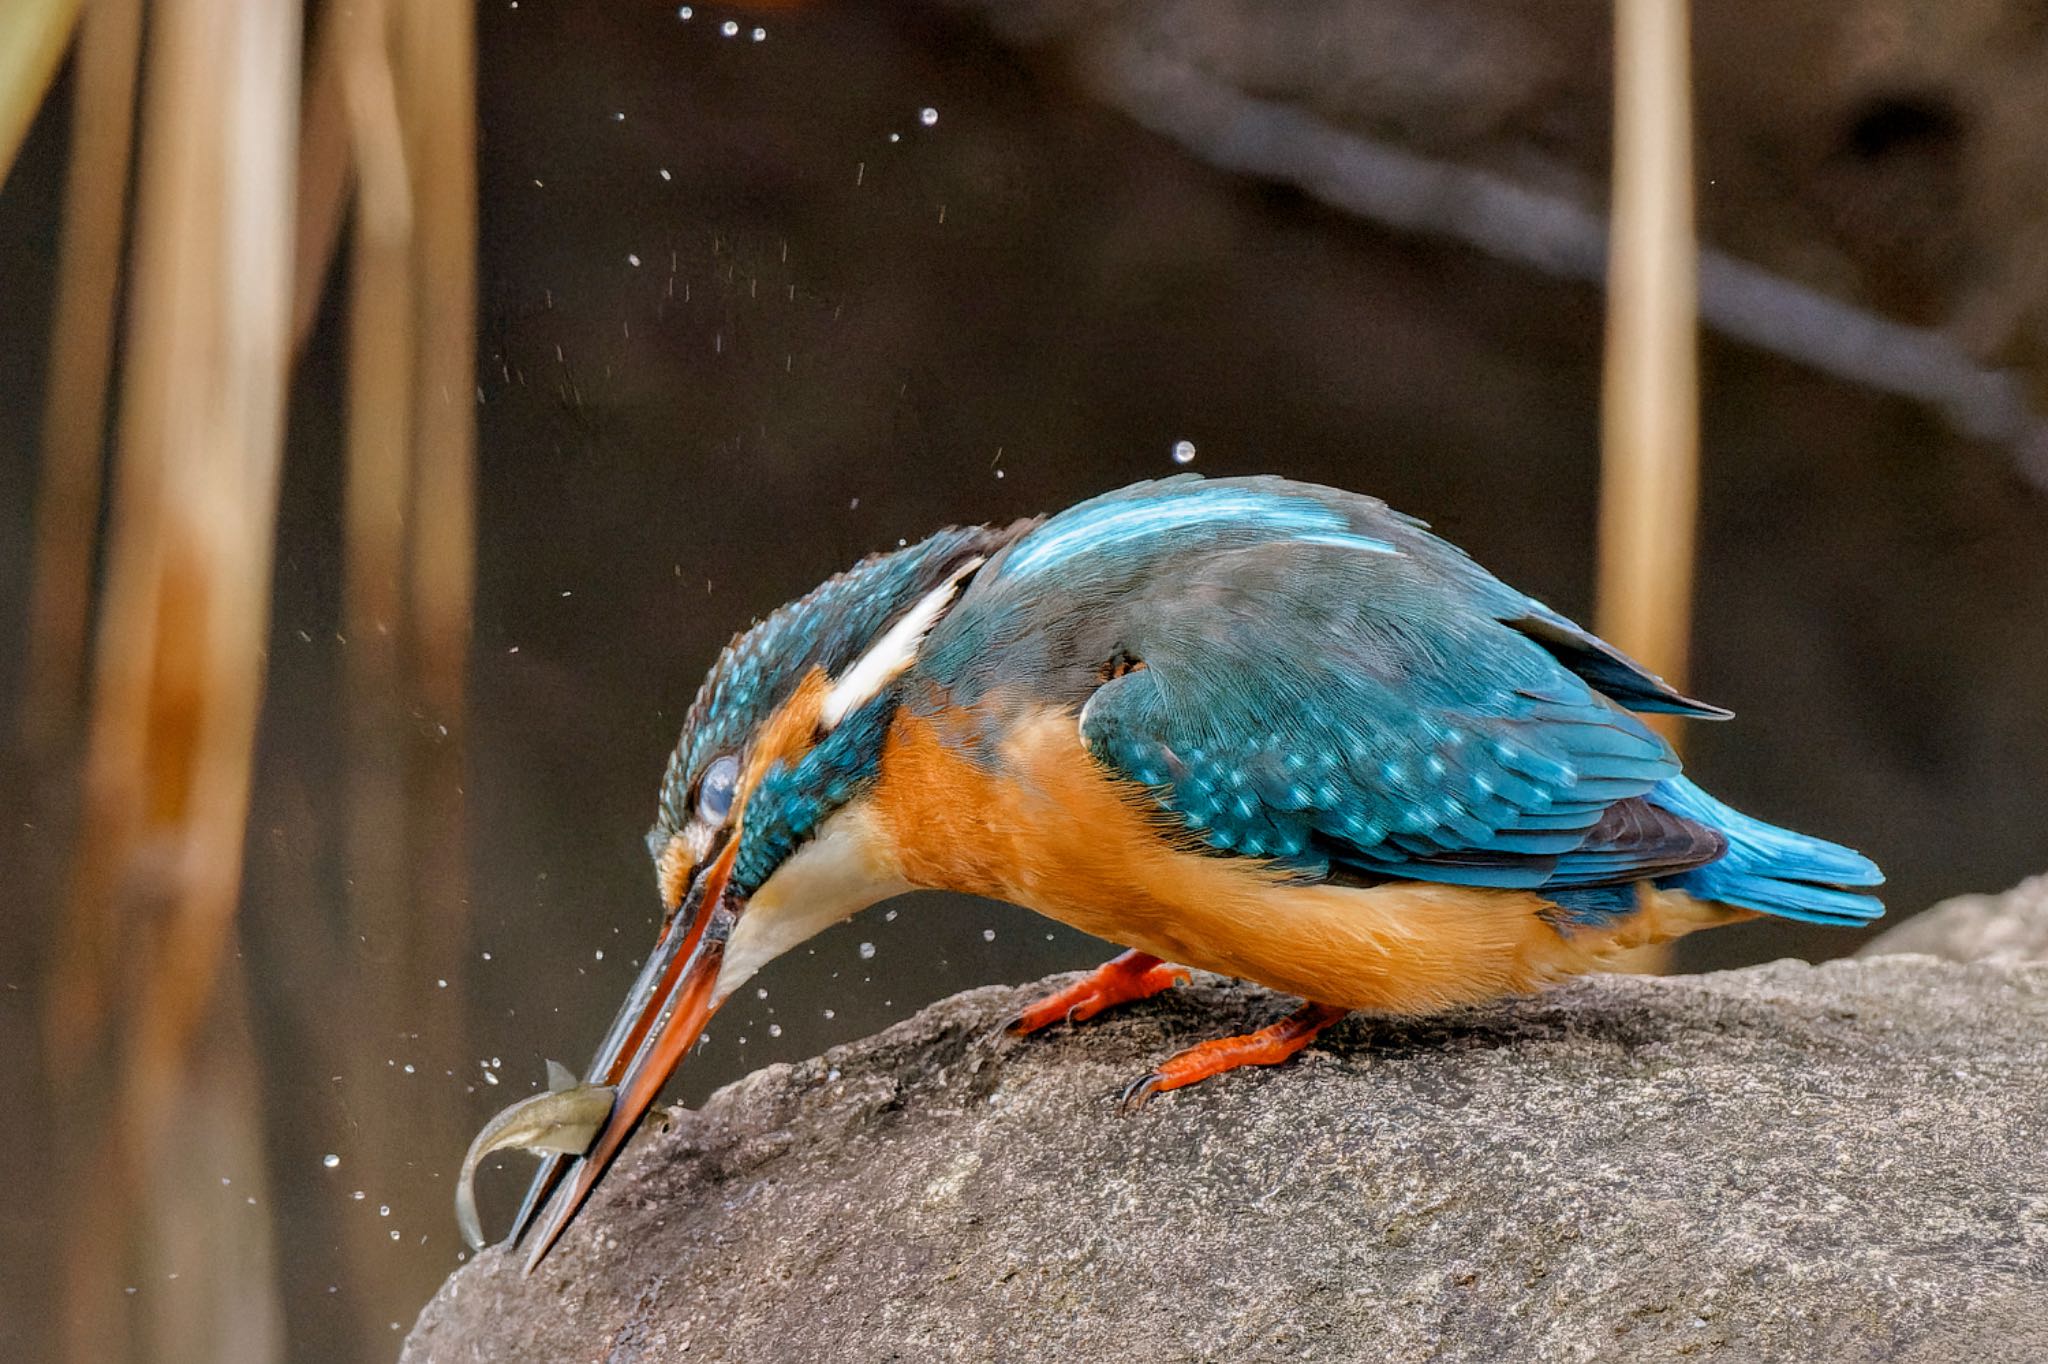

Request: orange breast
left=870, top=701, right=1739, bottom=1012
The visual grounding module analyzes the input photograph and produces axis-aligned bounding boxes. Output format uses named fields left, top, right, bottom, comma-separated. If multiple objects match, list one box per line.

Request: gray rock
left=1863, top=874, right=2048, bottom=965
left=405, top=956, right=2048, bottom=1363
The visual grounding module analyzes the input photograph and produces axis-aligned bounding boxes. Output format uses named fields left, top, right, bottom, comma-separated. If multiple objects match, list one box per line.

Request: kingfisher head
left=521, top=521, right=1023, bottom=1264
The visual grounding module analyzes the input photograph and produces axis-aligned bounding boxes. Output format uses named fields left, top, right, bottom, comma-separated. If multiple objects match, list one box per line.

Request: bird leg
left=1009, top=949, right=1190, bottom=1035
left=1119, top=1001, right=1350, bottom=1113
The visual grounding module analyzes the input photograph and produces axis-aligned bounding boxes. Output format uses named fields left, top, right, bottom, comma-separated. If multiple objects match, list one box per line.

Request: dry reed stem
left=23, top=0, right=142, bottom=749
left=1598, top=0, right=1701, bottom=740
left=343, top=0, right=414, bottom=674
left=292, top=0, right=353, bottom=355
left=50, top=0, right=300, bottom=1354
left=398, top=0, right=477, bottom=722
left=0, top=0, right=82, bottom=187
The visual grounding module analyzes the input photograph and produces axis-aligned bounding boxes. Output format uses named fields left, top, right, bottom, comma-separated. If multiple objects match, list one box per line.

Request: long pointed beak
left=512, top=836, right=741, bottom=1271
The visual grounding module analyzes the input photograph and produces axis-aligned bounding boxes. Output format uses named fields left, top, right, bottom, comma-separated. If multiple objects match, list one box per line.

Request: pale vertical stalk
left=398, top=0, right=477, bottom=721
left=23, top=0, right=142, bottom=748
left=1598, top=0, right=1701, bottom=733
left=342, top=0, right=414, bottom=682
left=50, top=0, right=300, bottom=1353
left=291, top=0, right=356, bottom=354
left=0, top=0, right=83, bottom=186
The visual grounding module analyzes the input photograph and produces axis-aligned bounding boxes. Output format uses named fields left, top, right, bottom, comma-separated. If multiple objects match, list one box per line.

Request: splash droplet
left=322, top=1154, right=340, bottom=1169
left=858, top=942, right=876, bottom=960
left=1172, top=439, right=1197, bottom=465
left=919, top=107, right=938, bottom=127
left=676, top=5, right=692, bottom=18
left=751, top=26, right=766, bottom=41
left=720, top=19, right=738, bottom=36
left=982, top=928, right=997, bottom=942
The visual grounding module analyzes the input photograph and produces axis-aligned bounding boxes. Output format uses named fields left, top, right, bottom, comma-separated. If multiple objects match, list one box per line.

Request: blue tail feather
left=1647, top=777, right=1885, bottom=927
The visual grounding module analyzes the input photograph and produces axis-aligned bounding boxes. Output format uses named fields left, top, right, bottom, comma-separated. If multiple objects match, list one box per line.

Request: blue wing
left=1075, top=567, right=1714, bottom=890
left=931, top=475, right=1723, bottom=892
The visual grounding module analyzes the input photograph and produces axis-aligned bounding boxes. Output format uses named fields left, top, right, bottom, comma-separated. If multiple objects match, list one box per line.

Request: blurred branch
left=0, top=0, right=81, bottom=188
left=1087, top=41, right=2048, bottom=486
left=1598, top=0, right=1699, bottom=728
left=22, top=0, right=142, bottom=750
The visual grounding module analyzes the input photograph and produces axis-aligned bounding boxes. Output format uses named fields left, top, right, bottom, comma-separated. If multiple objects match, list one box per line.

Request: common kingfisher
left=512, top=474, right=1883, bottom=1267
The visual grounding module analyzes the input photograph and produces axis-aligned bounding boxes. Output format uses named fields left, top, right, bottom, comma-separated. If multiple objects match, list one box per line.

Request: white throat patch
left=712, top=804, right=913, bottom=1005
left=819, top=557, right=982, bottom=730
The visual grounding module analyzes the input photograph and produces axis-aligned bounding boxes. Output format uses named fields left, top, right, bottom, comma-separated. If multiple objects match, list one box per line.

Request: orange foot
left=1119, top=1001, right=1350, bottom=1113
left=1009, top=950, right=1191, bottom=1035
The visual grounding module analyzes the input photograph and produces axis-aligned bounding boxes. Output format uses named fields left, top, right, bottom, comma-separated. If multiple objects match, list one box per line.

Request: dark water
left=4, top=6, right=2045, bottom=1362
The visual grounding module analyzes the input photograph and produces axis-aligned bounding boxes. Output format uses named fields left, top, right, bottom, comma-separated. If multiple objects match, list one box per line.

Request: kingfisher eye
left=695, top=755, right=739, bottom=825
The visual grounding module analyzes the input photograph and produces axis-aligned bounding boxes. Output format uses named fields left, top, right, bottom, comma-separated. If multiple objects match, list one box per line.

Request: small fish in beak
left=455, top=1061, right=616, bottom=1251
left=511, top=835, right=745, bottom=1271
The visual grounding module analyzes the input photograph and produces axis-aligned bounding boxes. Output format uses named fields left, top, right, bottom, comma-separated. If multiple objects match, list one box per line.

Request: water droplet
left=626, top=255, right=640, bottom=268
left=402, top=1063, right=415, bottom=1074
left=594, top=949, right=604, bottom=960
left=756, top=986, right=769, bottom=999
left=919, top=107, right=939, bottom=127
left=751, top=26, right=766, bottom=41
left=768, top=1023, right=782, bottom=1037
left=436, top=978, right=447, bottom=988
left=1172, top=439, right=1197, bottom=465
left=858, top=942, right=876, bottom=960
left=822, top=1008, right=836, bottom=1020
left=884, top=908, right=898, bottom=922
left=677, top=5, right=692, bottom=17
left=659, top=168, right=671, bottom=182
left=390, top=1231, right=400, bottom=1242
left=887, top=132, right=900, bottom=143
left=982, top=928, right=996, bottom=942
left=720, top=19, right=738, bottom=36
left=612, top=111, right=625, bottom=122
left=379, top=1205, right=391, bottom=1217
left=322, top=1154, right=340, bottom=1169
left=482, top=1070, right=499, bottom=1085
left=826, top=1067, right=841, bottom=1082
left=352, top=1191, right=365, bottom=1200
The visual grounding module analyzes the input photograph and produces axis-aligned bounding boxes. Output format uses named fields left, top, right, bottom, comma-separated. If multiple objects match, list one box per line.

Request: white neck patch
left=819, top=556, right=982, bottom=730
left=711, top=804, right=913, bottom=1004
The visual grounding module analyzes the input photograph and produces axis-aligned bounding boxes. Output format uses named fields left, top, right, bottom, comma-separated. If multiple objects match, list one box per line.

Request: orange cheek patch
left=739, top=667, right=831, bottom=799
left=656, top=833, right=693, bottom=911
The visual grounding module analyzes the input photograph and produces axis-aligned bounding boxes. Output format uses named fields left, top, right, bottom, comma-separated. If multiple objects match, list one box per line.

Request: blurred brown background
left=4, top=3, right=2046, bottom=1362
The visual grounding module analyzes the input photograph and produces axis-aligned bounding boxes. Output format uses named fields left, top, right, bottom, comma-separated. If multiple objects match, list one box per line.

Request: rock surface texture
left=1864, top=873, right=2048, bottom=965
left=407, top=953, right=2048, bottom=1363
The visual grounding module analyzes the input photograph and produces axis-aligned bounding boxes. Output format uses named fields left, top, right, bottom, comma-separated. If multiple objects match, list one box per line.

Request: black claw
left=1118, top=1072, right=1164, bottom=1115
